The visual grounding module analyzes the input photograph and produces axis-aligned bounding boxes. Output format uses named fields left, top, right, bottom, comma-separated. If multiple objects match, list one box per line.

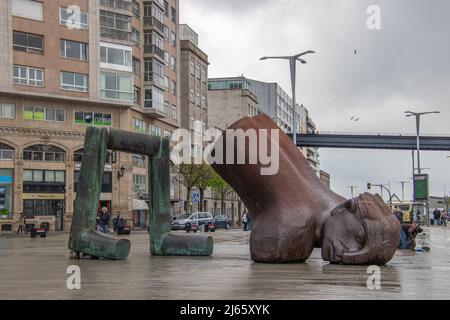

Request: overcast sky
left=180, top=0, right=450, bottom=201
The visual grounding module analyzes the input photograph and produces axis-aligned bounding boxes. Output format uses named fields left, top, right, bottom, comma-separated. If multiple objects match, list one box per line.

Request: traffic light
left=367, top=183, right=372, bottom=190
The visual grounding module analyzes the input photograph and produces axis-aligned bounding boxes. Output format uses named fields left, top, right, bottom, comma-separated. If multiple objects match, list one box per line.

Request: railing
left=144, top=44, right=165, bottom=60
left=143, top=16, right=165, bottom=35
left=100, top=27, right=131, bottom=42
left=100, top=0, right=132, bottom=11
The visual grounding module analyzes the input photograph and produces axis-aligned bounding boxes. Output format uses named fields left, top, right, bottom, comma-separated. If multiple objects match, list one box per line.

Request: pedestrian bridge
left=289, top=133, right=450, bottom=151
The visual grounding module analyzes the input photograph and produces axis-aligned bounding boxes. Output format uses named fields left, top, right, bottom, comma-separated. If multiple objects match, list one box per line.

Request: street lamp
left=347, top=186, right=358, bottom=198
left=260, top=50, right=316, bottom=144
left=405, top=110, right=440, bottom=174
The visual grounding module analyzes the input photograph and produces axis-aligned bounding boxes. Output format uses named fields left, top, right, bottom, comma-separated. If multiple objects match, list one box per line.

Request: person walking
left=17, top=213, right=27, bottom=235
left=100, top=207, right=110, bottom=234
left=242, top=210, right=248, bottom=232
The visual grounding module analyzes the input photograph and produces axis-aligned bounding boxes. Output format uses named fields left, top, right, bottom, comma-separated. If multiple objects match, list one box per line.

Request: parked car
left=214, top=215, right=232, bottom=229
left=171, top=212, right=214, bottom=231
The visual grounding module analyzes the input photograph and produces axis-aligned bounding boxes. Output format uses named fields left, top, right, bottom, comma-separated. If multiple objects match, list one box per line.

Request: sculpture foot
left=151, top=233, right=213, bottom=256
left=69, top=231, right=131, bottom=260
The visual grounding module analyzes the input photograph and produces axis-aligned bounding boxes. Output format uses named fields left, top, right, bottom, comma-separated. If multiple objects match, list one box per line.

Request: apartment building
left=0, top=0, right=180, bottom=232
left=179, top=24, right=208, bottom=135
left=208, top=76, right=321, bottom=174
left=207, top=77, right=260, bottom=129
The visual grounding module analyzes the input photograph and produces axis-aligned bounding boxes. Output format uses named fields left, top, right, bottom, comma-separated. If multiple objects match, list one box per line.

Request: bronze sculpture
left=211, top=114, right=400, bottom=265
left=69, top=127, right=213, bottom=260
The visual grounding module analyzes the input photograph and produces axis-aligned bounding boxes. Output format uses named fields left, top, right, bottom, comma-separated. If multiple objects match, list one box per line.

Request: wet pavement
left=1, top=227, right=450, bottom=300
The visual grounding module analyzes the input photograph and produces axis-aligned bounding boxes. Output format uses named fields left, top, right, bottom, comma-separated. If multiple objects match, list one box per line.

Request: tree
left=210, top=172, right=234, bottom=221
left=174, top=162, right=215, bottom=212
left=194, top=165, right=215, bottom=211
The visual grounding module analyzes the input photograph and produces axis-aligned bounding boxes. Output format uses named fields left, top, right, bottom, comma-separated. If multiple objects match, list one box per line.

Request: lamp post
left=347, top=186, right=358, bottom=198
left=398, top=181, right=410, bottom=203
left=260, top=50, right=315, bottom=144
left=405, top=110, right=440, bottom=174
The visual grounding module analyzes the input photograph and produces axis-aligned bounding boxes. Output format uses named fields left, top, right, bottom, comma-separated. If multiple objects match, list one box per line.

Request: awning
left=133, top=199, right=149, bottom=211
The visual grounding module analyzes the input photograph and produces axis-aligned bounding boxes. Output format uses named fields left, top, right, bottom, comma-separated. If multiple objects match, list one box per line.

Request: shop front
left=133, top=199, right=149, bottom=229
left=0, top=169, right=13, bottom=230
left=22, top=169, right=66, bottom=231
left=23, top=194, right=65, bottom=231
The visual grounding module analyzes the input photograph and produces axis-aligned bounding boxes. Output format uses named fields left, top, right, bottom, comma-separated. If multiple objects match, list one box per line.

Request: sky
left=180, top=0, right=450, bottom=201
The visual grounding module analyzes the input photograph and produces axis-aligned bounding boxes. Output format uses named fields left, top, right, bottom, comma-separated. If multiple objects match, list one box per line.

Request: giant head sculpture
left=211, top=114, right=400, bottom=265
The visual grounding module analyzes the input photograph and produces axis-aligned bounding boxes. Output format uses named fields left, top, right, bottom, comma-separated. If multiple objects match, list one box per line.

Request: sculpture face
left=321, top=193, right=401, bottom=265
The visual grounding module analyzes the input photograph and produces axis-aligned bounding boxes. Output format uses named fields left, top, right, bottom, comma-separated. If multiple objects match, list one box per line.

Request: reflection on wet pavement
left=1, top=227, right=449, bottom=299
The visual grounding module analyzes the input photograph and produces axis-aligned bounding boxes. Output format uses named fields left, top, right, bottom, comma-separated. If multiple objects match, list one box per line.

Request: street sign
left=191, top=191, right=200, bottom=204
left=413, top=174, right=429, bottom=201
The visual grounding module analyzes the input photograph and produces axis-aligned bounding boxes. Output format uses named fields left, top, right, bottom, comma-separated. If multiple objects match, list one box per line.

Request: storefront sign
left=23, top=193, right=65, bottom=200
left=0, top=176, right=13, bottom=184
left=75, top=164, right=112, bottom=172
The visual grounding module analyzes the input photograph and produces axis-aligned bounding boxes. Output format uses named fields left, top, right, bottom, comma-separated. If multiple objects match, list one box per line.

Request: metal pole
left=416, top=115, right=421, bottom=175
left=289, top=58, right=297, bottom=144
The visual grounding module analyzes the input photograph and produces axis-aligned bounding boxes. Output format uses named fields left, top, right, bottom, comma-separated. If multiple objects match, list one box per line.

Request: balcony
left=100, top=0, right=132, bottom=11
left=144, top=44, right=165, bottom=60
left=100, top=27, right=131, bottom=42
left=143, top=101, right=167, bottom=118
left=143, top=16, right=166, bottom=36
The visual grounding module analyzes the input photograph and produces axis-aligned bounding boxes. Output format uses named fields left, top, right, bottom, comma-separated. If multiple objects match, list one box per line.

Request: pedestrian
left=242, top=210, right=248, bottom=231
left=433, top=209, right=441, bottom=226
left=394, top=206, right=403, bottom=223
left=247, top=213, right=253, bottom=231
left=442, top=211, right=448, bottom=227
left=113, top=213, right=121, bottom=232
left=100, top=207, right=110, bottom=233
left=17, top=213, right=27, bottom=235
left=431, top=208, right=439, bottom=225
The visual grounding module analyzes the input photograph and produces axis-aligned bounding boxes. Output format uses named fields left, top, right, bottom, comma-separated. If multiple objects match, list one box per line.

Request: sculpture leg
left=149, top=138, right=213, bottom=256
left=68, top=127, right=131, bottom=260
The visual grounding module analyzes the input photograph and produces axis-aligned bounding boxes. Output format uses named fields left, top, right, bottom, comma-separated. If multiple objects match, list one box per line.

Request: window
left=164, top=51, right=170, bottom=66
left=100, top=0, right=132, bottom=11
left=144, top=32, right=164, bottom=50
left=13, top=31, right=44, bottom=54
left=133, top=174, right=147, bottom=192
left=132, top=28, right=140, bottom=47
left=24, top=106, right=65, bottom=122
left=23, top=145, right=65, bottom=162
left=12, top=0, right=43, bottom=21
left=60, top=40, right=88, bottom=61
left=0, top=104, right=15, bottom=119
left=134, top=86, right=141, bottom=104
left=144, top=58, right=164, bottom=86
left=13, top=65, right=44, bottom=87
left=74, top=111, right=112, bottom=126
left=132, top=0, right=140, bottom=17
left=170, top=80, right=176, bottom=95
left=132, top=154, right=145, bottom=168
left=100, top=11, right=131, bottom=41
left=171, top=105, right=177, bottom=120
left=74, top=149, right=116, bottom=163
left=60, top=71, right=88, bottom=92
left=133, top=57, right=141, bottom=75
left=144, top=87, right=164, bottom=112
left=101, top=72, right=134, bottom=101
left=100, top=43, right=132, bottom=71
left=170, top=31, right=176, bottom=47
left=0, top=143, right=14, bottom=160
left=170, top=56, right=177, bottom=71
left=150, top=125, right=161, bottom=136
left=171, top=7, right=176, bottom=23
left=164, top=1, right=169, bottom=17
left=201, top=68, right=207, bottom=83
left=59, top=7, right=88, bottom=30
left=144, top=3, right=164, bottom=23
left=133, top=118, right=145, bottom=133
